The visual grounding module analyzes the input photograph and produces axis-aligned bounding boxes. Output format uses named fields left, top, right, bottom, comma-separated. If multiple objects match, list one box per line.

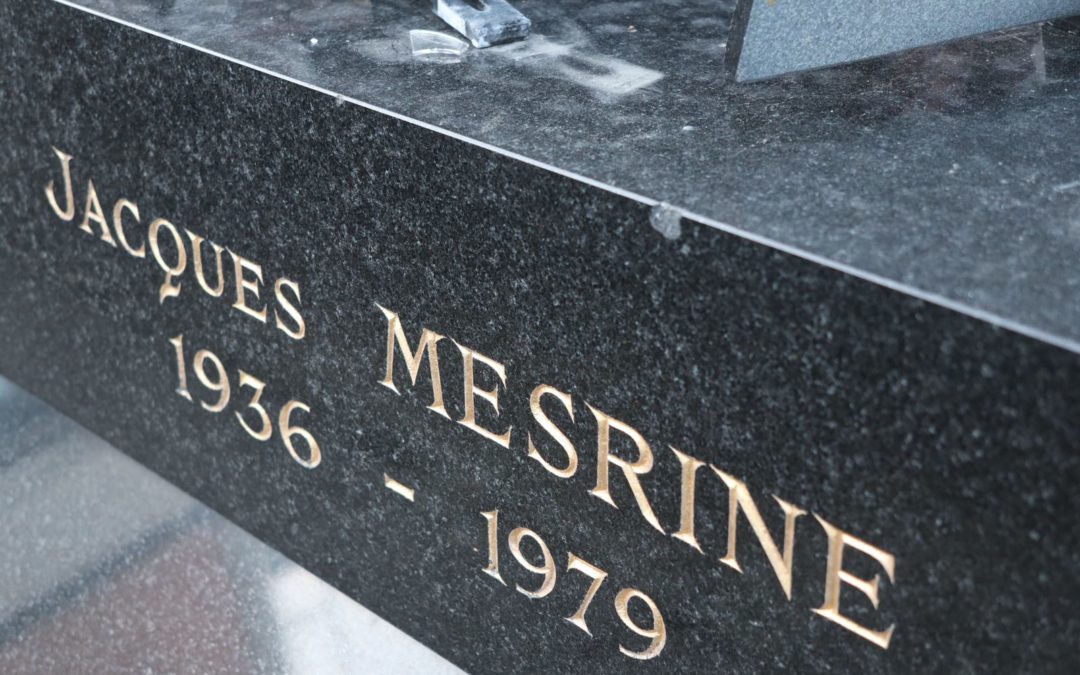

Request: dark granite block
left=1, top=2, right=1079, bottom=674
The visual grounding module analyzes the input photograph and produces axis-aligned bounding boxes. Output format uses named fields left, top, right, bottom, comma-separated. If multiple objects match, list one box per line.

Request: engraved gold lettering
left=481, top=512, right=667, bottom=661
left=273, top=278, right=306, bottom=340
left=78, top=179, right=117, bottom=246
left=384, top=474, right=416, bottom=501
left=526, top=384, right=578, bottom=478
left=192, top=350, right=230, bottom=412
left=508, top=527, right=556, bottom=598
left=186, top=230, right=226, bottom=297
left=358, top=305, right=904, bottom=653
left=481, top=510, right=506, bottom=585
left=279, top=400, right=321, bottom=469
left=170, top=337, right=320, bottom=470
left=111, top=198, right=145, bottom=257
left=614, top=588, right=666, bottom=660
left=148, top=218, right=187, bottom=303
left=230, top=251, right=268, bottom=322
left=670, top=447, right=707, bottom=553
left=44, top=147, right=76, bottom=221
left=453, top=341, right=512, bottom=449
left=587, top=405, right=665, bottom=534
left=235, top=371, right=273, bottom=441
left=376, top=304, right=449, bottom=418
left=193, top=349, right=231, bottom=413
left=812, top=515, right=896, bottom=649
left=564, top=553, right=608, bottom=635
left=713, top=467, right=806, bottom=600
left=168, top=334, right=193, bottom=402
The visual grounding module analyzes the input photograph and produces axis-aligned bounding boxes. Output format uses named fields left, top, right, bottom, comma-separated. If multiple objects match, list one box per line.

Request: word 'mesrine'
left=378, top=304, right=900, bottom=650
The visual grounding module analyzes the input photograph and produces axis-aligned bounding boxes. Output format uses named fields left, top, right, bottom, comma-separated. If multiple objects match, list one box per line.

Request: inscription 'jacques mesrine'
left=377, top=306, right=899, bottom=650
left=40, top=144, right=898, bottom=656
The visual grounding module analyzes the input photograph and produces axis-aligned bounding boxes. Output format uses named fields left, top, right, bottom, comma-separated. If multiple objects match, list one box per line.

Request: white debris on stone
left=650, top=203, right=683, bottom=240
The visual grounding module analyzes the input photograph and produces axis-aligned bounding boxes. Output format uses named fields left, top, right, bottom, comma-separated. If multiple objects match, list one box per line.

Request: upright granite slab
left=727, top=0, right=1080, bottom=80
left=1, top=1, right=1079, bottom=673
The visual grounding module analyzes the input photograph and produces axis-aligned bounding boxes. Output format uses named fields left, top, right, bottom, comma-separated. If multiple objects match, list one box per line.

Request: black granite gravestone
left=2, top=1, right=1079, bottom=673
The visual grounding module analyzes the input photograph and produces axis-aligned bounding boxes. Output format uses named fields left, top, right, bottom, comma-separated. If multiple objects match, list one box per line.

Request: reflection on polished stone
left=0, top=378, right=464, bottom=675
left=56, top=0, right=1080, bottom=357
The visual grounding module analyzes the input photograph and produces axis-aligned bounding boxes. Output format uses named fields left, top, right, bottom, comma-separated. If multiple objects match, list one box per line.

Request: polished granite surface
left=53, top=0, right=1080, bottom=353
left=0, top=377, right=464, bottom=675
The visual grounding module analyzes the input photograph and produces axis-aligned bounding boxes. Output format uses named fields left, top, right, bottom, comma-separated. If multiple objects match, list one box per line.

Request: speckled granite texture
left=1, top=2, right=1079, bottom=674
left=55, top=0, right=1080, bottom=354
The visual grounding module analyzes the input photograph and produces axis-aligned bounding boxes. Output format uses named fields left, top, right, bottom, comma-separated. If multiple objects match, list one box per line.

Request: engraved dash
left=384, top=474, right=416, bottom=501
